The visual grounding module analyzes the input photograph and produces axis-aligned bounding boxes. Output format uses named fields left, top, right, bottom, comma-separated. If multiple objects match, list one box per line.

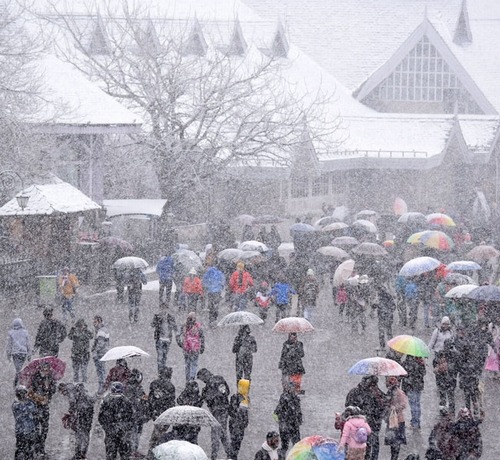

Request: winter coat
left=229, top=270, right=254, bottom=295
left=6, top=318, right=31, bottom=357
left=12, top=399, right=37, bottom=435
left=151, top=313, right=177, bottom=342
left=202, top=267, right=226, bottom=293
left=298, top=277, right=320, bottom=305
left=229, top=393, right=249, bottom=430
left=91, top=324, right=110, bottom=360
left=72, top=389, right=95, bottom=433
left=104, top=364, right=132, bottom=390
left=345, top=383, right=387, bottom=432
left=200, top=374, right=230, bottom=417
left=177, top=381, right=203, bottom=407
left=428, top=327, right=454, bottom=354
left=127, top=270, right=147, bottom=293
left=451, top=418, right=482, bottom=459
left=29, top=370, right=56, bottom=406
left=278, top=339, right=305, bottom=375
left=270, top=282, right=296, bottom=305
left=58, top=273, right=79, bottom=299
left=274, top=391, right=302, bottom=428
left=402, top=356, right=426, bottom=393
left=125, top=381, right=150, bottom=425
left=232, top=330, right=257, bottom=362
left=34, top=318, right=67, bottom=356
left=428, top=418, right=456, bottom=459
left=177, top=322, right=205, bottom=355
left=98, top=393, right=134, bottom=436
left=374, top=288, right=396, bottom=326
left=339, top=415, right=372, bottom=449
left=156, top=256, right=175, bottom=282
left=68, top=321, right=93, bottom=362
left=385, top=387, right=408, bottom=425
left=254, top=443, right=278, bottom=460
left=182, top=276, right=203, bottom=295
left=149, top=377, right=176, bottom=420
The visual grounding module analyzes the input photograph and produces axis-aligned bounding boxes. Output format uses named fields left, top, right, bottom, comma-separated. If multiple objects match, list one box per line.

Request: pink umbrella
left=18, top=356, right=66, bottom=386
left=272, top=317, right=314, bottom=333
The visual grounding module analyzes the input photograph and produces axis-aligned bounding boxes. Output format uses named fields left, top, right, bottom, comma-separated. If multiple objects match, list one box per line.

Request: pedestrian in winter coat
left=98, top=381, right=134, bottom=460
left=197, top=368, right=232, bottom=460
left=404, top=279, right=419, bottom=332
left=125, top=369, right=149, bottom=457
left=175, top=381, right=203, bottom=445
left=278, top=332, right=305, bottom=393
left=12, top=385, right=38, bottom=460
left=177, top=312, right=205, bottom=382
left=151, top=309, right=177, bottom=373
left=384, top=377, right=408, bottom=460
left=229, top=379, right=250, bottom=460
left=427, top=407, right=456, bottom=460
left=34, top=308, right=66, bottom=357
left=6, top=318, right=31, bottom=387
left=202, top=264, right=226, bottom=326
left=104, top=359, right=132, bottom=391
left=253, top=431, right=280, bottom=460
left=127, top=268, right=147, bottom=323
left=232, top=325, right=257, bottom=383
left=229, top=262, right=254, bottom=311
left=270, top=277, right=297, bottom=322
left=182, top=268, right=203, bottom=312
left=373, top=285, right=396, bottom=349
left=338, top=408, right=372, bottom=460
left=70, top=384, right=95, bottom=460
left=451, top=407, right=482, bottom=459
left=267, top=226, right=282, bottom=252
left=401, top=355, right=426, bottom=429
left=255, top=282, right=272, bottom=321
left=68, top=319, right=93, bottom=383
left=299, top=269, right=320, bottom=324
left=428, top=317, right=454, bottom=354
left=156, top=254, right=175, bottom=306
left=91, top=315, right=109, bottom=396
left=432, top=340, right=458, bottom=415
left=345, top=376, right=387, bottom=460
left=274, top=381, right=303, bottom=459
left=57, top=267, right=80, bottom=322
left=241, top=224, right=255, bottom=242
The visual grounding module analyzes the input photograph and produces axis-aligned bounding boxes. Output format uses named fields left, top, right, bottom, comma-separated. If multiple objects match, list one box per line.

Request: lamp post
left=0, top=170, right=29, bottom=210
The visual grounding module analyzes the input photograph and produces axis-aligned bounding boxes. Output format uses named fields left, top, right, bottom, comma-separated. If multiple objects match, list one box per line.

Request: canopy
left=104, top=199, right=167, bottom=218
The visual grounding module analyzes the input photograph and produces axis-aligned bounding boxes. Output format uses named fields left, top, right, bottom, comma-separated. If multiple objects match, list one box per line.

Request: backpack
left=353, top=426, right=369, bottom=444
left=183, top=324, right=201, bottom=353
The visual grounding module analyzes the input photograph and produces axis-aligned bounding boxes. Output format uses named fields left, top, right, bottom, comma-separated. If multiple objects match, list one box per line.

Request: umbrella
left=18, top=356, right=66, bottom=386
left=467, top=285, right=500, bottom=302
left=217, top=311, right=264, bottom=327
left=332, top=205, right=349, bottom=221
left=445, top=284, right=478, bottom=299
left=446, top=260, right=481, bottom=272
left=238, top=240, right=269, bottom=253
left=397, top=212, right=427, bottom=224
left=444, top=273, right=477, bottom=286
left=217, top=248, right=244, bottom=262
left=286, top=435, right=344, bottom=460
left=154, top=406, right=220, bottom=427
left=100, top=346, right=150, bottom=362
left=239, top=250, right=265, bottom=264
left=290, top=223, right=316, bottom=236
left=99, top=236, right=134, bottom=253
left=352, top=242, right=388, bottom=257
left=331, top=236, right=359, bottom=247
left=320, top=222, right=349, bottom=232
left=235, top=214, right=255, bottom=225
left=173, top=249, right=203, bottom=272
left=314, top=216, right=340, bottom=228
left=272, top=317, right=315, bottom=333
left=351, top=219, right=377, bottom=233
left=387, top=335, right=430, bottom=358
left=355, top=210, right=377, bottom=219
left=253, top=215, right=284, bottom=224
left=426, top=213, right=456, bottom=227
left=153, top=441, right=208, bottom=460
left=382, top=240, right=395, bottom=248
left=348, top=357, right=408, bottom=376
left=407, top=230, right=454, bottom=251
left=399, top=256, right=441, bottom=277
left=393, top=197, right=408, bottom=215
left=112, top=256, right=148, bottom=269
left=316, top=246, right=350, bottom=260
left=333, top=259, right=355, bottom=286
left=467, top=245, right=500, bottom=261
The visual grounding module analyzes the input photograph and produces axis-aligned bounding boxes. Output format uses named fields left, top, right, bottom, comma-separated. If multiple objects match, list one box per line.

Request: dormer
left=88, top=13, right=111, bottom=55
left=453, top=0, right=472, bottom=45
left=140, top=18, right=161, bottom=54
left=271, top=22, right=289, bottom=58
left=183, top=18, right=207, bottom=56
left=226, top=19, right=247, bottom=56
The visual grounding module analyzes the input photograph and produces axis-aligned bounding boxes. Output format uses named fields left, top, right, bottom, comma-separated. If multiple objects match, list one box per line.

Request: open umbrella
left=272, top=317, right=314, bottom=333
left=467, top=285, right=500, bottom=302
left=154, top=406, right=220, bottom=427
left=173, top=249, right=203, bottom=273
left=217, top=248, right=244, bottom=262
left=290, top=223, right=316, bottom=237
left=446, top=261, right=481, bottom=272
left=352, top=219, right=377, bottom=233
left=99, top=236, right=134, bottom=254
left=426, top=213, right=456, bottom=227
left=355, top=210, right=377, bottom=219
left=218, top=311, right=264, bottom=327
left=321, top=222, right=349, bottom=233
left=333, top=259, right=355, bottom=286
left=348, top=357, right=407, bottom=376
left=238, top=240, right=269, bottom=253
left=286, top=435, right=344, bottom=460
left=444, top=273, right=477, bottom=286
left=397, top=212, right=427, bottom=225
left=387, top=335, right=430, bottom=358
left=239, top=251, right=265, bottom=264
left=352, top=242, right=388, bottom=257
left=235, top=214, right=255, bottom=225
left=408, top=230, right=454, bottom=251
left=316, top=246, right=350, bottom=260
left=332, top=205, right=349, bottom=221
left=18, top=356, right=66, bottom=386
left=100, top=346, right=150, bottom=362
left=445, top=284, right=478, bottom=299
left=331, top=236, right=359, bottom=247
left=153, top=441, right=208, bottom=460
left=253, top=215, right=284, bottom=224
left=467, top=245, right=500, bottom=261
left=113, top=256, right=148, bottom=269
left=399, top=256, right=441, bottom=277
left=393, top=197, right=408, bottom=215
left=314, top=216, right=340, bottom=228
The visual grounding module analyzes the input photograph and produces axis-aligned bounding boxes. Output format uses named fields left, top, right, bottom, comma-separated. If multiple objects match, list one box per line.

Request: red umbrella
left=272, top=317, right=314, bottom=333
left=18, top=356, right=66, bottom=386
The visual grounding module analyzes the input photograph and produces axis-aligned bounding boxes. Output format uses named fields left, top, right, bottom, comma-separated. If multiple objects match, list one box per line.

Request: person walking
left=98, top=381, right=134, bottom=460
left=254, top=431, right=280, bottom=460
left=229, top=379, right=250, bottom=460
left=202, top=263, right=226, bottom=327
left=124, top=369, right=149, bottom=458
left=91, top=315, right=110, bottom=396
left=176, top=312, right=205, bottom=382
left=401, top=355, right=426, bottom=429
left=6, top=318, right=31, bottom=387
left=278, top=332, right=305, bottom=394
left=229, top=262, right=254, bottom=311
left=127, top=268, right=147, bottom=323
left=68, top=319, right=93, bottom=383
left=182, top=268, right=203, bottom=312
left=373, top=285, right=396, bottom=350
left=57, top=266, right=80, bottom=322
left=270, top=276, right=297, bottom=322
left=232, top=325, right=257, bottom=383
left=71, top=383, right=95, bottom=460
left=156, top=253, right=175, bottom=307
left=383, top=376, right=408, bottom=460
left=151, top=307, right=177, bottom=373
left=104, top=359, right=132, bottom=391
left=338, top=406, right=372, bottom=460
left=12, top=385, right=38, bottom=460
left=33, top=308, right=67, bottom=357
left=451, top=407, right=482, bottom=460
left=428, top=317, right=454, bottom=355
left=175, top=381, right=203, bottom=445
left=432, top=341, right=458, bottom=415
left=274, top=381, right=303, bottom=459
left=298, top=269, right=320, bottom=324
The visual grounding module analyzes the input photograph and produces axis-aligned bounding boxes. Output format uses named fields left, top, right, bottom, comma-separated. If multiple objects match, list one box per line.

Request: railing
left=334, top=150, right=429, bottom=158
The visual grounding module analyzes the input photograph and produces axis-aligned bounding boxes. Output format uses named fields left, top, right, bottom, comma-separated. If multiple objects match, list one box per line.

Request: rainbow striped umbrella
left=286, top=435, right=344, bottom=460
left=407, top=230, right=454, bottom=251
left=426, top=213, right=456, bottom=227
left=348, top=357, right=407, bottom=376
left=387, top=335, right=430, bottom=358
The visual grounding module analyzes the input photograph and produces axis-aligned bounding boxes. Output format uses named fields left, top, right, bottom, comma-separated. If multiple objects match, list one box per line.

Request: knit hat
left=441, top=316, right=451, bottom=324
left=307, top=269, right=315, bottom=276
left=236, top=262, right=245, bottom=270
left=189, top=267, right=197, bottom=275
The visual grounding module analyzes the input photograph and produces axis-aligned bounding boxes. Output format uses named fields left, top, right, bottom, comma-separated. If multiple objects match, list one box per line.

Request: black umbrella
left=467, top=285, right=500, bottom=302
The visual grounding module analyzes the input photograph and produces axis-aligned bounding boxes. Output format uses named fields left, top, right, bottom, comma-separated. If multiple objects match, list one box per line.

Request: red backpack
left=184, top=323, right=201, bottom=353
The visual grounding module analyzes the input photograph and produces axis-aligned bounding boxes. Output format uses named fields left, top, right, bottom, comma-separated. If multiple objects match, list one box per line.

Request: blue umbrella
left=466, top=285, right=500, bottom=302
left=399, top=256, right=441, bottom=277
left=290, top=222, right=315, bottom=237
left=446, top=260, right=482, bottom=272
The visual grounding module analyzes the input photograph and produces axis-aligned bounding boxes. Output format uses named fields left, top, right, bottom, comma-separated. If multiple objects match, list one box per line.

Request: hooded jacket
left=339, top=414, right=372, bottom=449
left=6, top=318, right=31, bottom=357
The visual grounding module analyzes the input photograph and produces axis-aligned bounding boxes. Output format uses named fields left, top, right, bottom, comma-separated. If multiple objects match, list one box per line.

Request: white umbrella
left=154, top=406, right=220, bottom=427
left=397, top=212, right=427, bottom=224
left=399, top=256, right=441, bottom=277
left=112, top=256, right=148, bottom=269
left=239, top=250, right=264, bottom=263
left=321, top=222, right=349, bottom=232
left=352, top=219, right=378, bottom=233
left=173, top=249, right=203, bottom=273
left=331, top=236, right=359, bottom=247
left=332, top=205, right=349, bottom=221
left=218, top=311, right=264, bottom=327
left=236, top=214, right=255, bottom=225
left=355, top=210, right=377, bottom=219
left=316, top=246, right=350, bottom=259
left=217, top=248, right=244, bottom=262
left=445, top=284, right=478, bottom=299
left=314, top=216, right=340, bottom=228
left=100, top=346, right=150, bottom=362
left=333, top=259, right=355, bottom=287
left=446, top=260, right=482, bottom=272
left=352, top=242, right=388, bottom=257
left=238, top=240, right=269, bottom=253
left=153, top=441, right=208, bottom=460
left=272, top=317, right=315, bottom=333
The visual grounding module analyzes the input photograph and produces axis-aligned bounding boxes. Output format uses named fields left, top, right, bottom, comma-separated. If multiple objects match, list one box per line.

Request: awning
left=103, top=199, right=167, bottom=218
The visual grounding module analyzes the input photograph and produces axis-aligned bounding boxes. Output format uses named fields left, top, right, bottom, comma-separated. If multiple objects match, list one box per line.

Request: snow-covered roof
left=0, top=179, right=101, bottom=216
left=103, top=199, right=167, bottom=218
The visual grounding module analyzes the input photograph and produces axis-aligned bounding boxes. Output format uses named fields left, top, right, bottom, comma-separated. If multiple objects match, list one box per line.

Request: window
left=290, top=176, right=309, bottom=198
left=312, top=173, right=329, bottom=196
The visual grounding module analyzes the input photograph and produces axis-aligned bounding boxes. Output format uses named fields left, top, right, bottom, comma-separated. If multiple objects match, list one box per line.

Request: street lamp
left=0, top=170, right=30, bottom=211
